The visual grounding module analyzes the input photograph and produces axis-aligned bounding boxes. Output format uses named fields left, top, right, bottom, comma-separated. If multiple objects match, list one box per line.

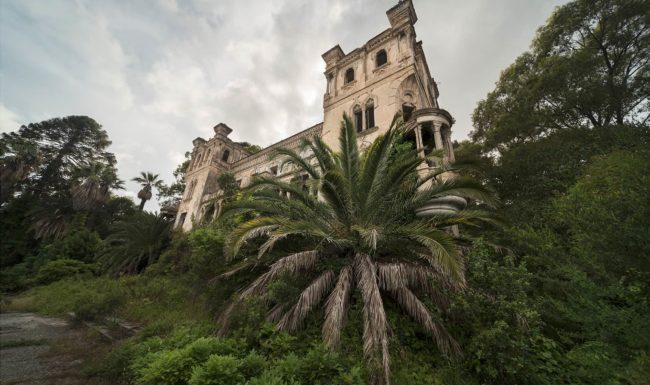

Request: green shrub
left=134, top=336, right=246, bottom=385
left=249, top=371, right=300, bottom=385
left=71, top=284, right=125, bottom=321
left=36, top=226, right=101, bottom=266
left=186, top=226, right=226, bottom=280
left=188, top=355, right=243, bottom=385
left=240, top=351, right=266, bottom=378
left=34, top=258, right=96, bottom=284
left=136, top=347, right=197, bottom=385
left=0, top=262, right=29, bottom=291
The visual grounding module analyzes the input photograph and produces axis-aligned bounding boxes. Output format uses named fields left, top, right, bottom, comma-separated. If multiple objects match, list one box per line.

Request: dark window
left=221, top=149, right=230, bottom=162
left=179, top=212, right=187, bottom=225
left=270, top=166, right=278, bottom=175
left=236, top=179, right=242, bottom=187
left=204, top=204, right=215, bottom=223
left=402, top=103, right=415, bottom=122
left=376, top=50, right=387, bottom=67
left=365, top=100, right=375, bottom=129
left=345, top=68, right=354, bottom=84
left=302, top=174, right=309, bottom=193
left=353, top=105, right=363, bottom=133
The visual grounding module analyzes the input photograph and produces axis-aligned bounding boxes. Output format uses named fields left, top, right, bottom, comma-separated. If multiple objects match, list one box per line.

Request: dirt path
left=0, top=312, right=108, bottom=385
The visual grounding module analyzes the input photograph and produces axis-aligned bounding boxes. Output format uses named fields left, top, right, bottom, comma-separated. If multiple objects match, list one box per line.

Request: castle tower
left=174, top=0, right=456, bottom=231
left=174, top=123, right=251, bottom=231
left=320, top=0, right=455, bottom=164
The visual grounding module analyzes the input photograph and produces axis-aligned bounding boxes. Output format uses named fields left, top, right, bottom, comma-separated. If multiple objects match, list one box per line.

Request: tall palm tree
left=132, top=171, right=164, bottom=211
left=71, top=161, right=123, bottom=211
left=218, top=114, right=499, bottom=384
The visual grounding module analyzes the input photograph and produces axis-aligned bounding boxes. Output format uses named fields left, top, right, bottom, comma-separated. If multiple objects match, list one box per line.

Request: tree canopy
left=471, top=0, right=649, bottom=152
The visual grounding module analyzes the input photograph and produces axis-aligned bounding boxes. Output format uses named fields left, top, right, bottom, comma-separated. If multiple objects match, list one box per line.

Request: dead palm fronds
left=217, top=113, right=499, bottom=384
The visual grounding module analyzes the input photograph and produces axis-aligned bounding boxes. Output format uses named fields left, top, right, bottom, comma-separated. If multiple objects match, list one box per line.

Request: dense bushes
left=34, top=259, right=97, bottom=285
left=95, top=327, right=365, bottom=385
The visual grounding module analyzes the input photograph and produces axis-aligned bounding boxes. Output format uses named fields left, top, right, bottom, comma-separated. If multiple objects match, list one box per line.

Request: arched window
left=402, top=103, right=415, bottom=122
left=205, top=149, right=211, bottom=164
left=345, top=68, right=354, bottom=84
left=221, top=149, right=230, bottom=162
left=376, top=50, right=387, bottom=67
left=353, top=105, right=363, bottom=133
left=365, top=99, right=375, bottom=129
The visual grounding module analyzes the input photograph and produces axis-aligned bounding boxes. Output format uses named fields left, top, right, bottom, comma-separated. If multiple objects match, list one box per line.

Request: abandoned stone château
left=174, top=0, right=457, bottom=231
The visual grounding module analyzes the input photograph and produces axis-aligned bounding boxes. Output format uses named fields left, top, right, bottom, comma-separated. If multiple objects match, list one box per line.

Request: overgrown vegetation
left=1, top=0, right=648, bottom=384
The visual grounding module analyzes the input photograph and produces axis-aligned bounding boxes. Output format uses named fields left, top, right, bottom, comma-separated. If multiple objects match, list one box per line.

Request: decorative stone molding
left=415, top=195, right=467, bottom=217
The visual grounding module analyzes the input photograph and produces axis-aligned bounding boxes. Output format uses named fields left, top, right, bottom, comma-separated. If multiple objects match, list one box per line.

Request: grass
left=3, top=273, right=214, bottom=333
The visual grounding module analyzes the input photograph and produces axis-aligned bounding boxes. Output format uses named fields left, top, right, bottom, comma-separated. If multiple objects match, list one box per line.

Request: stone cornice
left=231, top=123, right=323, bottom=174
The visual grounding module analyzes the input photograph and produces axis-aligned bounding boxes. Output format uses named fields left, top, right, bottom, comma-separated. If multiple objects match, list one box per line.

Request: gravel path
left=0, top=312, right=108, bottom=385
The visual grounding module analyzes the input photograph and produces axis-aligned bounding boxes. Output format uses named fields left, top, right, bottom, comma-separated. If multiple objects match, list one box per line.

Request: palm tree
left=218, top=114, right=499, bottom=384
left=71, top=161, right=123, bottom=211
left=98, top=211, right=172, bottom=275
left=132, top=171, right=164, bottom=211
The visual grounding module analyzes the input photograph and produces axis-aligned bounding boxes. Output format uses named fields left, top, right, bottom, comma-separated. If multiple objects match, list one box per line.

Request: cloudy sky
left=1, top=0, right=567, bottom=209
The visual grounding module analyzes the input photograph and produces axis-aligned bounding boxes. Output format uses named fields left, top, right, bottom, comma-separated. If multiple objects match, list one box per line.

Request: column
left=415, top=125, right=424, bottom=158
left=432, top=122, right=443, bottom=150
left=445, top=129, right=456, bottom=163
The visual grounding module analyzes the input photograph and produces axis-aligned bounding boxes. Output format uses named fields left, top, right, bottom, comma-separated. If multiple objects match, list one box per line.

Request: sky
left=0, top=0, right=568, bottom=210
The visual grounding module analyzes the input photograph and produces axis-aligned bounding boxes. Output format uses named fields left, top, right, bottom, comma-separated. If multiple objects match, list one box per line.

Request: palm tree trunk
left=139, top=198, right=146, bottom=211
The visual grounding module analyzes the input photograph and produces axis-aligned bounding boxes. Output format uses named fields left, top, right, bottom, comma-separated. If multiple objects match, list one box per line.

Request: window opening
left=376, top=50, right=387, bottom=67
left=365, top=99, right=375, bottom=129
left=345, top=68, right=354, bottom=84
left=402, top=103, right=415, bottom=122
left=353, top=105, right=363, bottom=133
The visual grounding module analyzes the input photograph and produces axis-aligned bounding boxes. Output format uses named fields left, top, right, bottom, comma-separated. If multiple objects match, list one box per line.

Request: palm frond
left=225, top=217, right=279, bottom=259
left=277, top=270, right=335, bottom=332
left=274, top=147, right=320, bottom=179
left=355, top=253, right=390, bottom=385
left=395, top=224, right=465, bottom=286
left=239, top=250, right=320, bottom=298
left=338, top=114, right=360, bottom=186
left=323, top=265, right=353, bottom=349
left=390, top=286, right=461, bottom=357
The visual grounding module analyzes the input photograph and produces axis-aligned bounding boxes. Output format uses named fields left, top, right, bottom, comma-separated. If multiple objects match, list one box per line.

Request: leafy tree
left=0, top=116, right=120, bottom=242
left=471, top=0, right=649, bottom=152
left=133, top=172, right=164, bottom=211
left=479, top=125, right=649, bottom=223
left=218, top=115, right=498, bottom=384
left=236, top=142, right=263, bottom=154
left=98, top=212, right=172, bottom=275
left=158, top=152, right=190, bottom=208
left=0, top=116, right=117, bottom=198
left=216, top=173, right=239, bottom=202
left=554, top=149, right=650, bottom=278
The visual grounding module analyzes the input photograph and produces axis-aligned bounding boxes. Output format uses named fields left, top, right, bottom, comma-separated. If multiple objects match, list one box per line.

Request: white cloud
left=0, top=0, right=568, bottom=212
left=0, top=104, right=22, bottom=133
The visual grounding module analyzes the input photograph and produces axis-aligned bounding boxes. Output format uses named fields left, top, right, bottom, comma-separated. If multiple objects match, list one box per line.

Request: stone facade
left=174, top=0, right=456, bottom=231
